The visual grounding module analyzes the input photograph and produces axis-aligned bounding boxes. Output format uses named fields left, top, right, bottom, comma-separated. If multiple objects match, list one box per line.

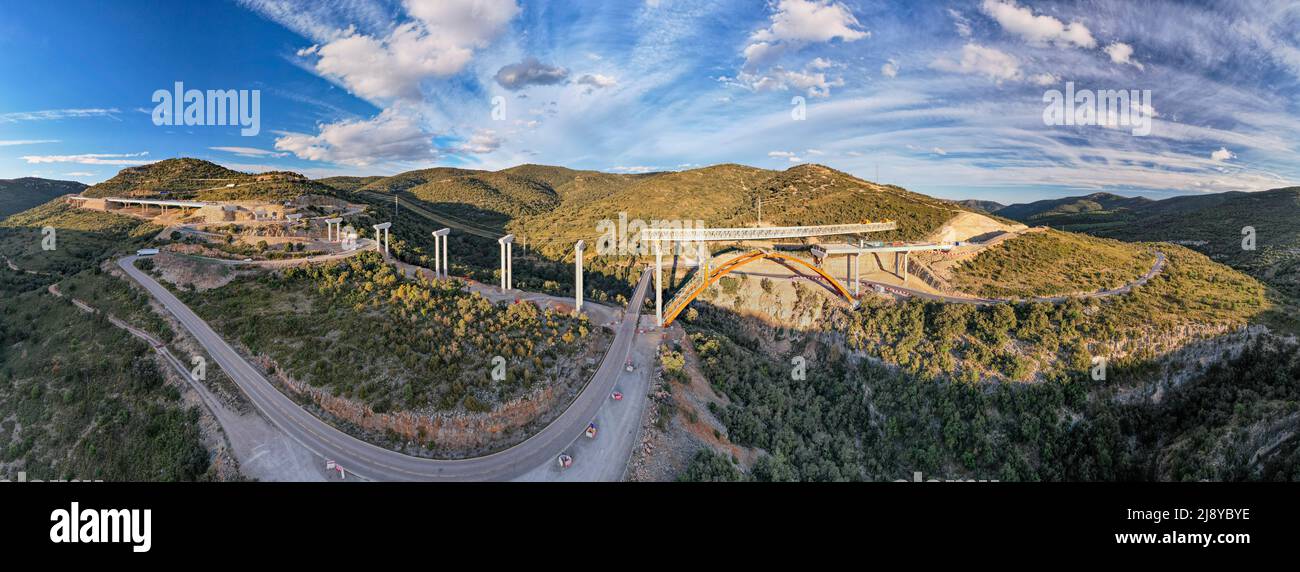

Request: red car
left=611, top=391, right=624, bottom=401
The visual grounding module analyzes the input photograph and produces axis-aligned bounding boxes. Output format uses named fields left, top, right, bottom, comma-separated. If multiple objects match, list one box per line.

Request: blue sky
left=1, top=0, right=1298, bottom=204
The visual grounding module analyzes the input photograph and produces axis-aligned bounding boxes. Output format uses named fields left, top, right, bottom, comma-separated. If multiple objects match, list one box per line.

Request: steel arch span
left=662, top=250, right=853, bottom=326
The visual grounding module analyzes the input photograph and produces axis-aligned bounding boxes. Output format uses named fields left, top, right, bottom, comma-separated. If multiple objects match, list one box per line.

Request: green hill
left=84, top=158, right=339, bottom=202
left=951, top=229, right=1158, bottom=299
left=996, top=192, right=1154, bottom=226
left=356, top=167, right=485, bottom=194
left=328, top=162, right=978, bottom=271
left=954, top=199, right=1005, bottom=214
left=84, top=158, right=246, bottom=197
left=315, top=175, right=384, bottom=192
left=996, top=187, right=1300, bottom=299
left=0, top=178, right=86, bottom=219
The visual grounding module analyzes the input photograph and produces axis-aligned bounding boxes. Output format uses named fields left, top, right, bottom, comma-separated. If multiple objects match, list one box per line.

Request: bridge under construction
left=641, top=221, right=964, bottom=327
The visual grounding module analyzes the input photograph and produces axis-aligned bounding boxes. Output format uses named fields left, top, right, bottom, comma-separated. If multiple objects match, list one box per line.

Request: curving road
left=119, top=254, right=652, bottom=481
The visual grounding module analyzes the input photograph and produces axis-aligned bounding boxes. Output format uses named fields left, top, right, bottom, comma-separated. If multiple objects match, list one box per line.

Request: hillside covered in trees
left=678, top=303, right=1298, bottom=482
left=172, top=252, right=605, bottom=418
left=0, top=177, right=86, bottom=220
left=0, top=199, right=212, bottom=481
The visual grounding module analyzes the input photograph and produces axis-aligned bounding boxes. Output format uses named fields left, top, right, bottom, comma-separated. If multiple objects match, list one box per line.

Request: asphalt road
left=119, top=254, right=652, bottom=481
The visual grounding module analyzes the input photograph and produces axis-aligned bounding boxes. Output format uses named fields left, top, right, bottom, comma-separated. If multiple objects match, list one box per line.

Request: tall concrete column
left=575, top=240, right=585, bottom=313
left=431, top=228, right=449, bottom=279
left=902, top=251, right=909, bottom=284
left=847, top=256, right=857, bottom=297
left=373, top=222, right=392, bottom=256
left=655, top=239, right=663, bottom=327
left=852, top=253, right=859, bottom=296
left=326, top=218, right=342, bottom=243
left=498, top=234, right=514, bottom=291
left=432, top=236, right=440, bottom=276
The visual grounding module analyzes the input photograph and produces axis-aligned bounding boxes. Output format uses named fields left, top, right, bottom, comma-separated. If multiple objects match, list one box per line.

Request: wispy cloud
left=210, top=146, right=289, bottom=158
left=22, top=152, right=150, bottom=166
left=0, top=139, right=59, bottom=146
left=0, top=108, right=119, bottom=123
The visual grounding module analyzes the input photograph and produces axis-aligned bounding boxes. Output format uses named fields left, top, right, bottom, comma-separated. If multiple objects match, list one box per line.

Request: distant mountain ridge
left=954, top=199, right=1005, bottom=214
left=995, top=192, right=1154, bottom=223
left=0, top=177, right=87, bottom=219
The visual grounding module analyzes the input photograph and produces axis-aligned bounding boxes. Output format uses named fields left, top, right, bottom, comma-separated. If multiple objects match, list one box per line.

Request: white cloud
left=1211, top=147, right=1236, bottom=161
left=274, top=108, right=437, bottom=166
left=948, top=9, right=973, bottom=38
left=63, top=172, right=96, bottom=177
left=750, top=0, right=869, bottom=46
left=932, top=147, right=947, bottom=155
left=303, top=0, right=519, bottom=102
left=1104, top=42, right=1144, bottom=70
left=736, top=0, right=866, bottom=97
left=608, top=165, right=658, bottom=173
left=980, top=0, right=1095, bottom=49
left=495, top=58, right=570, bottom=90
left=577, top=73, right=618, bottom=89
left=732, top=58, right=845, bottom=97
left=0, top=139, right=59, bottom=146
left=755, top=67, right=845, bottom=97
left=0, top=108, right=119, bottom=123
left=768, top=150, right=803, bottom=162
left=931, top=43, right=1021, bottom=82
left=458, top=130, right=501, bottom=154
left=1030, top=72, right=1059, bottom=86
left=881, top=59, right=898, bottom=78
left=210, top=146, right=288, bottom=158
left=21, top=152, right=150, bottom=166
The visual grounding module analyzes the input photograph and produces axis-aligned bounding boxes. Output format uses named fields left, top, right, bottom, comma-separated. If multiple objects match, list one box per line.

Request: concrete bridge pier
left=574, top=240, right=585, bottom=313
left=324, top=217, right=343, bottom=242
left=655, top=239, right=663, bottom=327
left=498, top=234, right=514, bottom=290
left=432, top=228, right=450, bottom=279
left=373, top=222, right=392, bottom=256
